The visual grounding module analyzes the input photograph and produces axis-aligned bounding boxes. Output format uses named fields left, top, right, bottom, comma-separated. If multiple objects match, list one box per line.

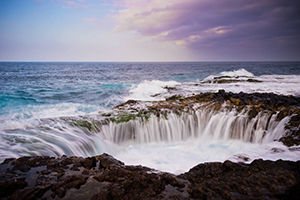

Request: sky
left=0, top=0, right=299, bottom=62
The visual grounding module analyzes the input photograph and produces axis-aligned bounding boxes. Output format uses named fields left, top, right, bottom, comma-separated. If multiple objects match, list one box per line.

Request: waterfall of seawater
left=100, top=108, right=290, bottom=145
left=0, top=119, right=108, bottom=160
left=0, top=107, right=291, bottom=163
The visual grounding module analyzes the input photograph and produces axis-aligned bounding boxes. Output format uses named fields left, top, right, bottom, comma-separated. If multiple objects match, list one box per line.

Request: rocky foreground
left=0, top=154, right=300, bottom=200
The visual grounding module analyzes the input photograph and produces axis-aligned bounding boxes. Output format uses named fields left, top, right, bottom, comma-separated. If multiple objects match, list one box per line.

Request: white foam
left=113, top=139, right=300, bottom=174
left=1, top=68, right=300, bottom=174
left=124, top=80, right=180, bottom=101
left=203, top=68, right=254, bottom=81
left=99, top=109, right=298, bottom=174
left=220, top=68, right=254, bottom=77
left=175, top=74, right=300, bottom=97
left=0, top=103, right=102, bottom=131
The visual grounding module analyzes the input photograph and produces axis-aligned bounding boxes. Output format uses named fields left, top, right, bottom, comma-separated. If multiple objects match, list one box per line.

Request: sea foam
left=1, top=64, right=300, bottom=174
left=125, top=80, right=180, bottom=101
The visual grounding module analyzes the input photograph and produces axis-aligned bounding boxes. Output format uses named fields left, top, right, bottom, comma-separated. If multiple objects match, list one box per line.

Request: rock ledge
left=1, top=154, right=300, bottom=200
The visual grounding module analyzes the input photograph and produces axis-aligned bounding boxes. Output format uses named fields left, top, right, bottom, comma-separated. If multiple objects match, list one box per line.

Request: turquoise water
left=1, top=62, right=299, bottom=116
left=1, top=62, right=300, bottom=172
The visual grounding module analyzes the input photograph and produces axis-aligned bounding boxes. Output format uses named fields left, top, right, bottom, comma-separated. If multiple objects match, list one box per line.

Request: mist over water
left=1, top=62, right=300, bottom=173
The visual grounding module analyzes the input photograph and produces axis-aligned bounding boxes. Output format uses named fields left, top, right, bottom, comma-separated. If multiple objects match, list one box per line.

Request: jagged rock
left=0, top=175, right=28, bottom=198
left=179, top=159, right=300, bottom=200
left=96, top=153, right=125, bottom=169
left=82, top=157, right=96, bottom=169
left=1, top=154, right=300, bottom=200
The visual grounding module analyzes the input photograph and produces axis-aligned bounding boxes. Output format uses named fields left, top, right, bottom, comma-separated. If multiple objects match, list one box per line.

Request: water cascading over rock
left=100, top=106, right=289, bottom=144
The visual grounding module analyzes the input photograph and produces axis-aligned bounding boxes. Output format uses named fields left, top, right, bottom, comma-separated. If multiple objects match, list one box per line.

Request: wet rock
left=96, top=153, right=125, bottom=169
left=0, top=175, right=28, bottom=198
left=179, top=159, right=300, bottom=200
left=82, top=157, right=96, bottom=169
left=280, top=112, right=300, bottom=146
left=1, top=155, right=300, bottom=200
left=115, top=99, right=138, bottom=109
left=9, top=185, right=51, bottom=200
left=12, top=156, right=51, bottom=172
left=248, top=108, right=258, bottom=119
left=166, top=95, right=184, bottom=101
left=247, top=78, right=262, bottom=83
left=3, top=92, right=299, bottom=199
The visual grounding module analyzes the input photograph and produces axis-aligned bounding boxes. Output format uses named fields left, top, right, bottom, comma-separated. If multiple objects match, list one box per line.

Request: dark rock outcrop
left=114, top=91, right=300, bottom=147
left=1, top=154, right=300, bottom=200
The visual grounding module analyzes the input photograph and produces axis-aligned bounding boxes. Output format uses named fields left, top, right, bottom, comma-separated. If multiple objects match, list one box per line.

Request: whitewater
left=0, top=62, right=300, bottom=174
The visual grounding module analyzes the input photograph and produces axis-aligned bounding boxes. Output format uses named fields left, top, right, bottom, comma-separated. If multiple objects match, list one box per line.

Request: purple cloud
left=114, top=0, right=300, bottom=60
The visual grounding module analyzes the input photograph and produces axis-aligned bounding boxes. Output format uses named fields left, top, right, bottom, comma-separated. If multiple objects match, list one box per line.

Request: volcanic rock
left=1, top=154, right=300, bottom=200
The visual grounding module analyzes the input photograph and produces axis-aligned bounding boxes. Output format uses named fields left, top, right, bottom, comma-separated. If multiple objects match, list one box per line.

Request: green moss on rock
left=166, top=95, right=184, bottom=101
left=71, top=120, right=95, bottom=131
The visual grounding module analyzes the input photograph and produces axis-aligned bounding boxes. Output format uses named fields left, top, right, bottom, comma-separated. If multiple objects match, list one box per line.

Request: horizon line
left=1, top=60, right=300, bottom=63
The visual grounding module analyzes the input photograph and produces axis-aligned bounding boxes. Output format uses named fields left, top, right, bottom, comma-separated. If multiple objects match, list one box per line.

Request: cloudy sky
left=0, top=0, right=299, bottom=61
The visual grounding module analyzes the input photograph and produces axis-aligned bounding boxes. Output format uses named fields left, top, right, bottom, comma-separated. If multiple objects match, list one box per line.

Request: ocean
left=1, top=62, right=300, bottom=174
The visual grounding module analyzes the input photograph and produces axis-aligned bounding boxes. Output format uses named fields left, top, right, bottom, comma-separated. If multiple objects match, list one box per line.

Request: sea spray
left=1, top=63, right=300, bottom=174
left=125, top=80, right=180, bottom=101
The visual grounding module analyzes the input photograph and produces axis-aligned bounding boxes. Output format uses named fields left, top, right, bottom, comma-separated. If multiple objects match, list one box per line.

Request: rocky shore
left=108, top=90, right=300, bottom=146
left=1, top=154, right=300, bottom=200
left=1, top=91, right=300, bottom=199
left=65, top=91, right=300, bottom=146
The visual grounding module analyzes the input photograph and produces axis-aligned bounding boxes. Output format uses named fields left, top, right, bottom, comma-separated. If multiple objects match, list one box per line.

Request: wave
left=124, top=80, right=180, bottom=101
left=182, top=69, right=300, bottom=97
left=0, top=103, right=103, bottom=131
left=1, top=67, right=300, bottom=173
left=220, top=68, right=254, bottom=77
left=122, top=69, right=300, bottom=103
left=203, top=68, right=254, bottom=81
left=1, top=68, right=299, bottom=126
